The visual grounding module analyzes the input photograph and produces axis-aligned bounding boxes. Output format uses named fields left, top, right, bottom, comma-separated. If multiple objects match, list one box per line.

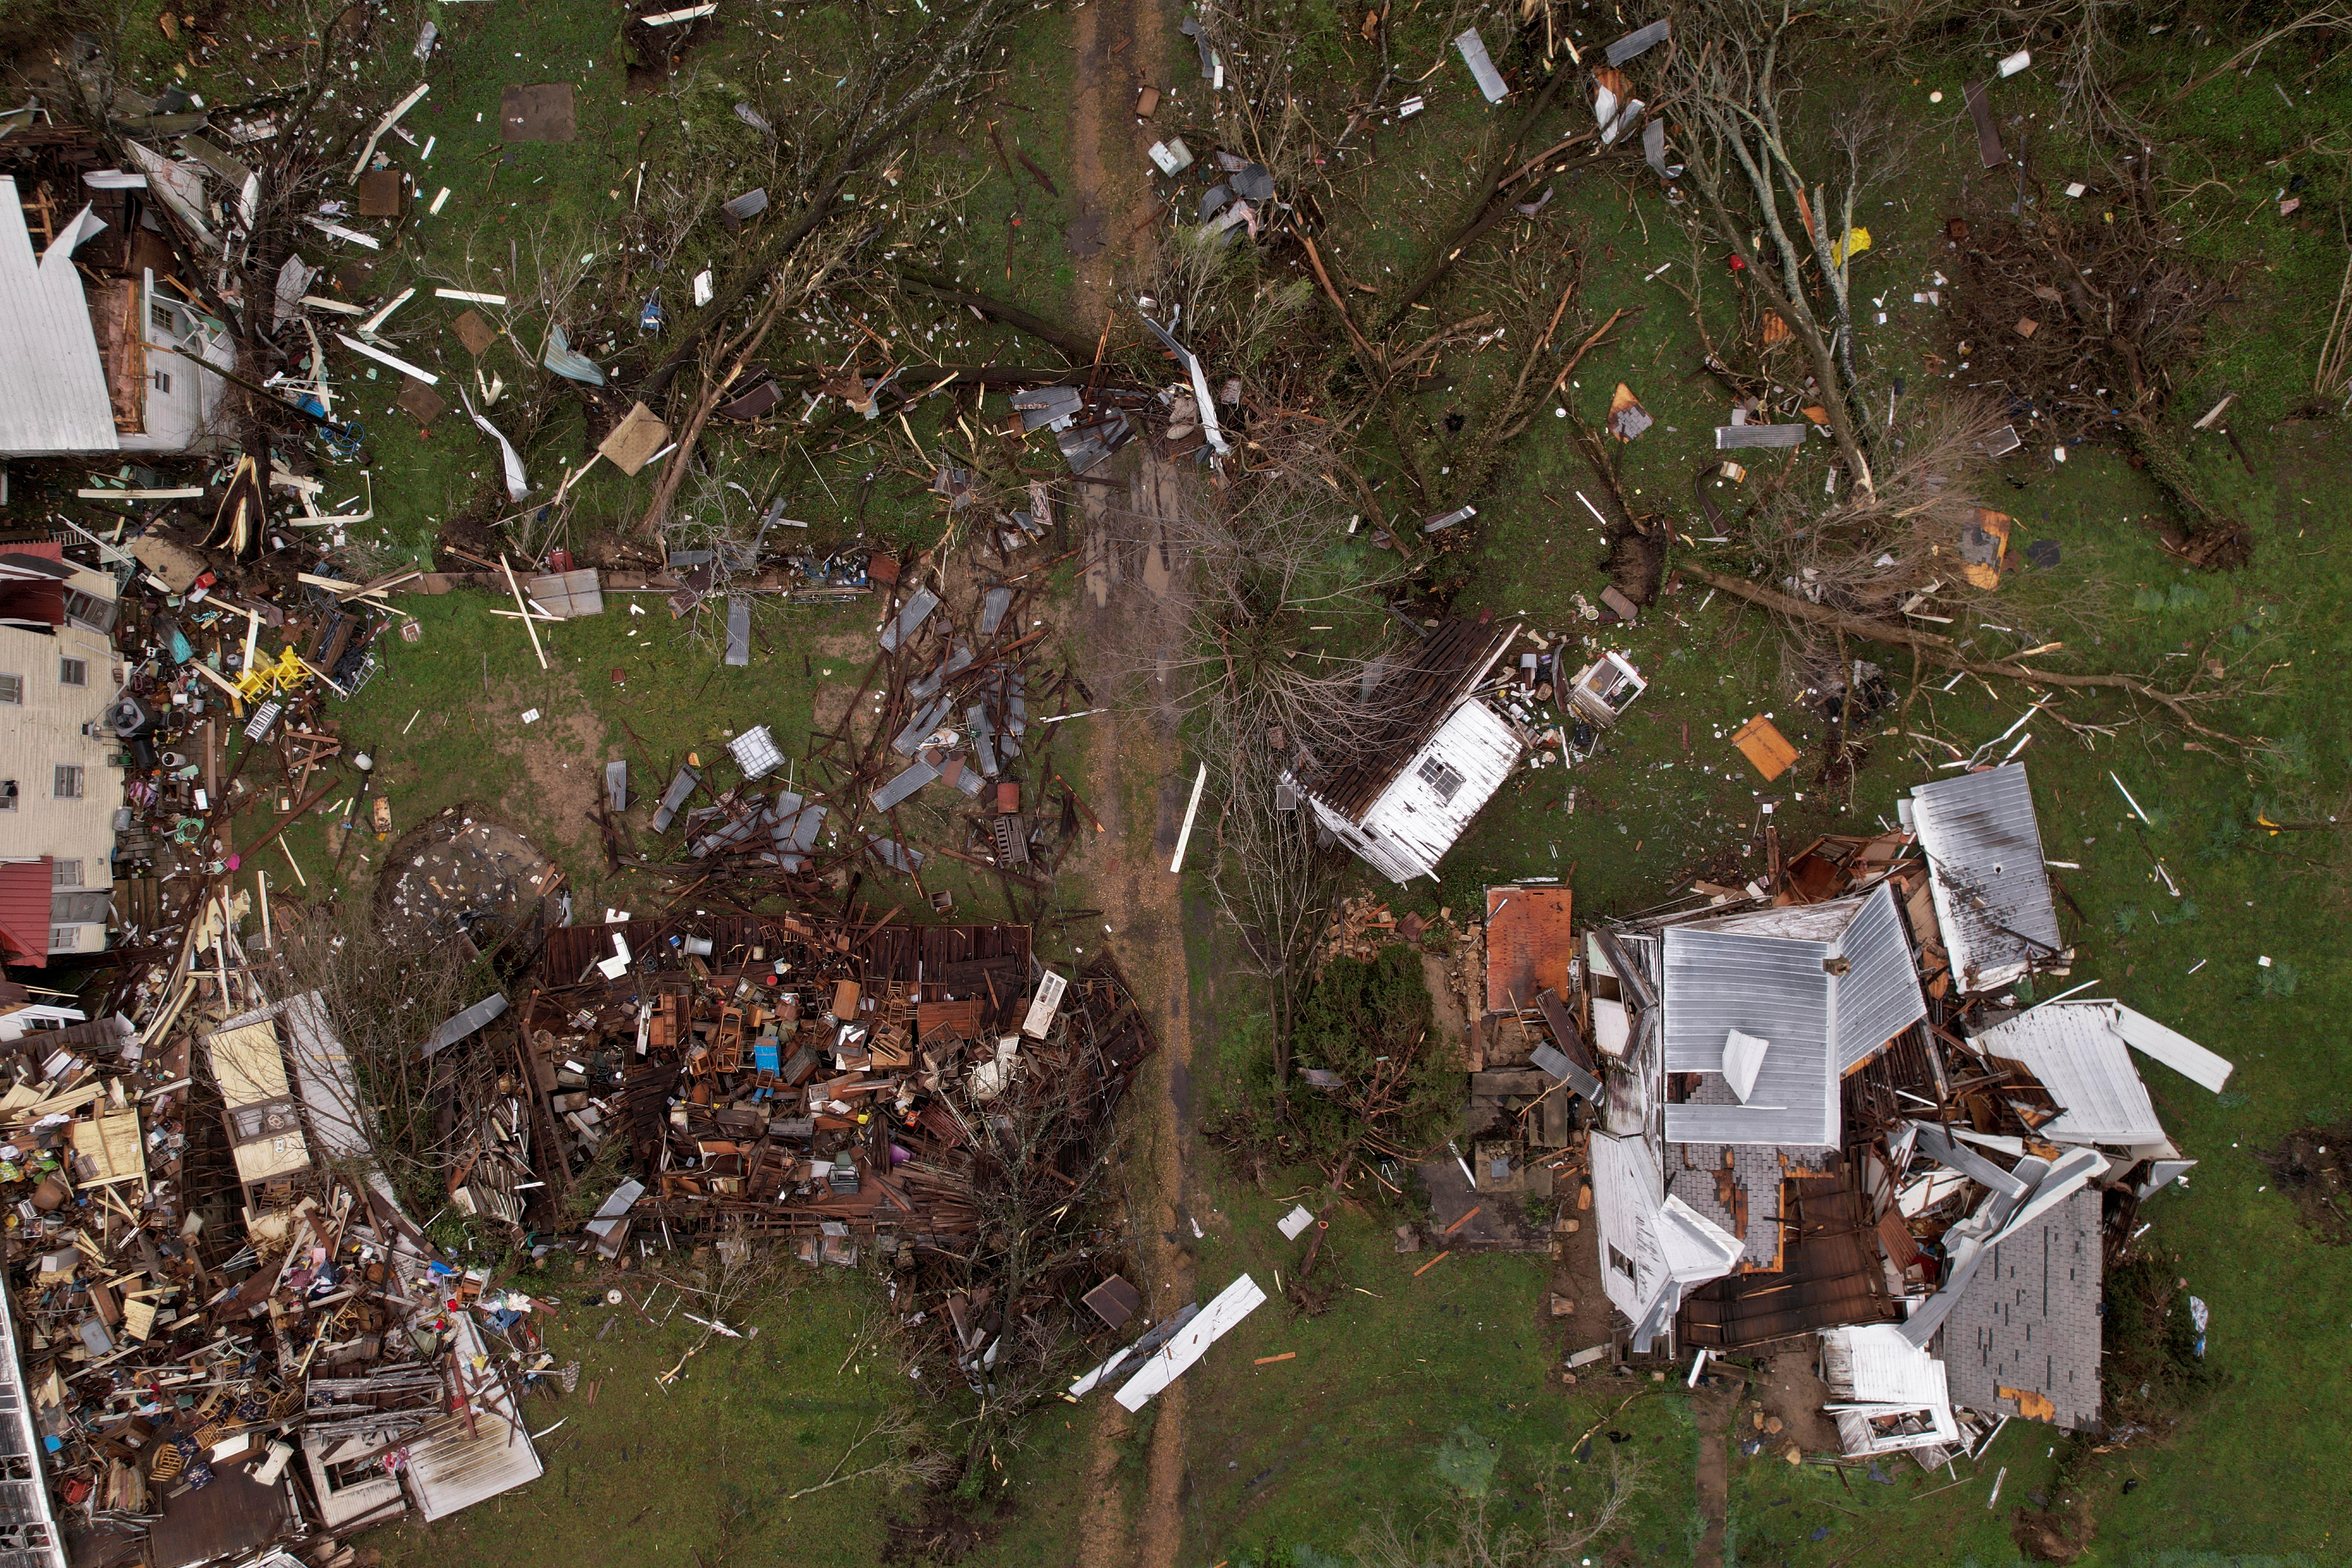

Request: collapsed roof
left=1660, top=884, right=1926, bottom=1148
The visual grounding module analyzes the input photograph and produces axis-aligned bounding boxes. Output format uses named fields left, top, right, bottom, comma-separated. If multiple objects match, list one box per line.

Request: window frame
left=1415, top=754, right=1467, bottom=805
left=48, top=927, right=77, bottom=953
left=51, top=860, right=81, bottom=888
left=57, top=657, right=88, bottom=689
left=53, top=765, right=83, bottom=799
left=0, top=674, right=20, bottom=705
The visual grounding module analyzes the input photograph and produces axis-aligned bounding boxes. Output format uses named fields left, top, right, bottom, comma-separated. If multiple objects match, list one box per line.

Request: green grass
left=369, top=1258, right=903, bottom=1568
left=1167, top=1174, right=1702, bottom=1567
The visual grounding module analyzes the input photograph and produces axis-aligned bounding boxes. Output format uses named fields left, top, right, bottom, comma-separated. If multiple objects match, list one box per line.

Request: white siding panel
left=0, top=623, right=123, bottom=880
left=1354, top=700, right=1522, bottom=882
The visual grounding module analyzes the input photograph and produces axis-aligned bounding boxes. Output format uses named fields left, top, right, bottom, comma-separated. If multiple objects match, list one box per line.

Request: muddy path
left=1061, top=0, right=1184, bottom=1564
left=1067, top=444, right=1201, bottom=1568
left=1694, top=1378, right=1738, bottom=1568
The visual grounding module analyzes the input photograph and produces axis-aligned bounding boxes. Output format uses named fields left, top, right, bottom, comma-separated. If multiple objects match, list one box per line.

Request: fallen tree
left=1683, top=563, right=2261, bottom=747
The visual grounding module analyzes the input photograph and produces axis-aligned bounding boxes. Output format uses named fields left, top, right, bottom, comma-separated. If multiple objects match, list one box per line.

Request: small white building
left=0, top=174, right=235, bottom=459
left=1292, top=619, right=1524, bottom=883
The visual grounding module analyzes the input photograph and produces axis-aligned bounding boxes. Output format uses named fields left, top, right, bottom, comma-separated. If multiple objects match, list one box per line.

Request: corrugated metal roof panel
left=1974, top=1001, right=2162, bottom=1145
left=1661, top=925, right=1834, bottom=1145
left=1911, top=764, right=2061, bottom=992
left=1834, top=882, right=1927, bottom=1073
left=0, top=180, right=119, bottom=457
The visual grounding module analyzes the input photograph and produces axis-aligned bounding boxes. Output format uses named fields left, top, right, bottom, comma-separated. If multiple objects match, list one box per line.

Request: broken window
left=0, top=781, right=15, bottom=811
left=53, top=766, right=82, bottom=799
left=1608, top=1244, right=1635, bottom=1279
left=1417, top=755, right=1467, bottom=804
left=57, top=658, right=86, bottom=688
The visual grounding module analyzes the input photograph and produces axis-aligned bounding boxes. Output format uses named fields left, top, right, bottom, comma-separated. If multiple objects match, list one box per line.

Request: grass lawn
left=366, top=1258, right=903, bottom=1568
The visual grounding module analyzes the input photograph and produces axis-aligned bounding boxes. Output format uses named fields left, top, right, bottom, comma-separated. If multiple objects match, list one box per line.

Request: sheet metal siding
left=1976, top=1002, right=2163, bottom=1144
left=1834, top=883, right=1928, bottom=1073
left=1661, top=927, right=1833, bottom=1143
left=1589, top=1130, right=1666, bottom=1326
left=1353, top=700, right=1522, bottom=881
left=1913, top=764, right=2061, bottom=989
left=0, top=181, right=118, bottom=456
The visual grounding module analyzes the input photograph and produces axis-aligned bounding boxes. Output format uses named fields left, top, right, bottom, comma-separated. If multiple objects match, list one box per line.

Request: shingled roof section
left=1936, top=1187, right=2104, bottom=1431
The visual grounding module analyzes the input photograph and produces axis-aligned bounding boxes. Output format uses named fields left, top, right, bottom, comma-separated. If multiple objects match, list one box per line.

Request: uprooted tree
left=1948, top=143, right=2251, bottom=567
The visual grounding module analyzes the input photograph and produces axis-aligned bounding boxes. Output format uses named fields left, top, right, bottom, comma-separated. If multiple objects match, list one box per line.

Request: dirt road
left=1060, top=0, right=1187, bottom=1562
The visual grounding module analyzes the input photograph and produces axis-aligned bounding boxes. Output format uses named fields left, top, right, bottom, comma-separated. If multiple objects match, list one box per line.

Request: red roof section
left=0, top=859, right=53, bottom=969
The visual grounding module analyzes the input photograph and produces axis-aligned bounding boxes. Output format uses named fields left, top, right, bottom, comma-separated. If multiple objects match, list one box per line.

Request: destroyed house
left=0, top=173, right=233, bottom=458
left=1290, top=619, right=1524, bottom=883
left=1576, top=785, right=2231, bottom=1448
left=1588, top=885, right=1926, bottom=1349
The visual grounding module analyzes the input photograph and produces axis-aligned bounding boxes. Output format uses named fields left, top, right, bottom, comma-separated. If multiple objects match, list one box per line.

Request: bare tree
left=1351, top=1451, right=1647, bottom=1568
left=266, top=900, right=500, bottom=1222
left=1647, top=0, right=1892, bottom=490
left=1203, top=702, right=1344, bottom=1090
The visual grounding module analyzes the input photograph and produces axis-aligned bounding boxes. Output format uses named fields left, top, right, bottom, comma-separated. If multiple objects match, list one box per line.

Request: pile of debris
left=0, top=945, right=555, bottom=1567
left=509, top=910, right=1155, bottom=1251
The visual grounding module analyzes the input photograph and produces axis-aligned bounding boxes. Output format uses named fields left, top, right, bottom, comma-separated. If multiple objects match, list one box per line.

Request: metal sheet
left=871, top=760, right=940, bottom=812
left=1455, top=28, right=1508, bottom=101
left=1113, top=1273, right=1267, bottom=1411
left=1605, top=18, right=1671, bottom=64
left=1911, top=763, right=2060, bottom=992
left=880, top=588, right=940, bottom=651
left=725, top=595, right=750, bottom=666
left=1715, top=423, right=1810, bottom=449
left=422, top=993, right=508, bottom=1057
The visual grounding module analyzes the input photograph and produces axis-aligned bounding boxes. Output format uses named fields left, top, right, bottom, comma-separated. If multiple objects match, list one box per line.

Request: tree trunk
left=1682, top=563, right=2253, bottom=744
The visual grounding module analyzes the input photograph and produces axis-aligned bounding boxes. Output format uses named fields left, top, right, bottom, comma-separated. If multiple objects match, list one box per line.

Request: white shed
left=1294, top=619, right=1524, bottom=883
